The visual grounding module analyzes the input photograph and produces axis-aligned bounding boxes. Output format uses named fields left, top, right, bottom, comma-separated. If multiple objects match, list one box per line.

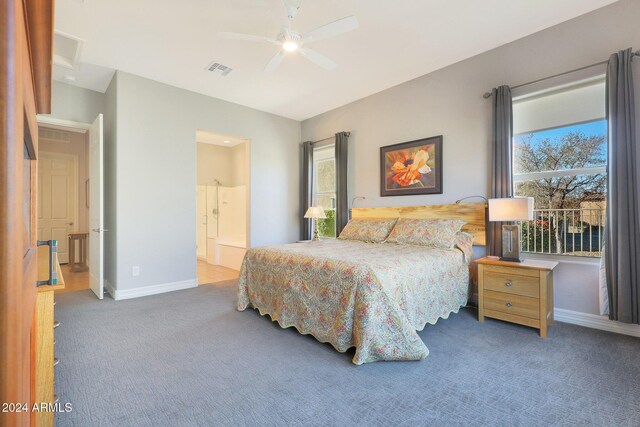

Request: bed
left=237, top=203, right=486, bottom=365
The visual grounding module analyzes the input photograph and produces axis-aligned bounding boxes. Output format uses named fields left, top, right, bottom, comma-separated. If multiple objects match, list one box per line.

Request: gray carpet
left=53, top=281, right=640, bottom=427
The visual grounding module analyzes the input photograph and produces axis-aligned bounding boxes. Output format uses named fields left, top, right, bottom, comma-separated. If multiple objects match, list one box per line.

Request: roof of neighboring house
left=581, top=192, right=606, bottom=202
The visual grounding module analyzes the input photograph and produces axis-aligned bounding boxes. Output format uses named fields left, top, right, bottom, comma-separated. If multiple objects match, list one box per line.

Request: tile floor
left=197, top=260, right=239, bottom=284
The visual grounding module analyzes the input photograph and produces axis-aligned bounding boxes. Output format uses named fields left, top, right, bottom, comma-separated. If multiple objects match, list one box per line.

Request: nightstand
left=477, top=257, right=558, bottom=337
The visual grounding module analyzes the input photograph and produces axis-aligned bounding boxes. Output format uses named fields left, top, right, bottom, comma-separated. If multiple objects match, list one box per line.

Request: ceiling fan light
left=282, top=41, right=298, bottom=52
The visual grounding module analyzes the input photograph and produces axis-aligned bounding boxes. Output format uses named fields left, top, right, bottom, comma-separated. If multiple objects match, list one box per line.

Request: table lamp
left=304, top=206, right=326, bottom=241
left=488, top=197, right=534, bottom=262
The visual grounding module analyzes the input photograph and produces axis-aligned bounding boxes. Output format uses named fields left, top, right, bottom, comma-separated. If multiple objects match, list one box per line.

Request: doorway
left=195, top=130, right=250, bottom=285
left=36, top=115, right=105, bottom=298
left=37, top=125, right=89, bottom=292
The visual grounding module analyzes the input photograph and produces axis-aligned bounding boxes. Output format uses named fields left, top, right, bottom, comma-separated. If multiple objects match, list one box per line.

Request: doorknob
left=66, top=222, right=74, bottom=226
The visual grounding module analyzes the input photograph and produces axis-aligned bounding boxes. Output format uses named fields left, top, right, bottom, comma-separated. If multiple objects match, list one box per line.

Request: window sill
left=522, top=252, right=600, bottom=266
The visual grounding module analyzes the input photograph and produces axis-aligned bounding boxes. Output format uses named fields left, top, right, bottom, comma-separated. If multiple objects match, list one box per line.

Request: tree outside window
left=513, top=120, right=607, bottom=256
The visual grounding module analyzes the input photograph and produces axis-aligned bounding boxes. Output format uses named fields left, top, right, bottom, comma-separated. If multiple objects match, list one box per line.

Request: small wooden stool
left=68, top=232, right=89, bottom=272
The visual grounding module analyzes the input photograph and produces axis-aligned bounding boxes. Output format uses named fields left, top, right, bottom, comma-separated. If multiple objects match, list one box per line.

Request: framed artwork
left=380, top=135, right=443, bottom=196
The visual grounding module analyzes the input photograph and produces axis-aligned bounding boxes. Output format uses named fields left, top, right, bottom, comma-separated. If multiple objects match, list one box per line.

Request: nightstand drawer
left=484, top=290, right=540, bottom=320
left=484, top=271, right=539, bottom=298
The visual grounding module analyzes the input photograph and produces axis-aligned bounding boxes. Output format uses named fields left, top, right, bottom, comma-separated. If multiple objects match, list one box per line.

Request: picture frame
left=380, top=135, right=443, bottom=196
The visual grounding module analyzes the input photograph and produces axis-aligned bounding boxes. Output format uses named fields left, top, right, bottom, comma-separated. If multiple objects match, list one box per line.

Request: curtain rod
left=311, top=131, right=351, bottom=145
left=313, top=136, right=334, bottom=144
left=482, top=50, right=640, bottom=99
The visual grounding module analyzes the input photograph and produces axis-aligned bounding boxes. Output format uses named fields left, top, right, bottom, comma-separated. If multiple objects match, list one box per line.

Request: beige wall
left=196, top=142, right=247, bottom=187
left=38, top=128, right=89, bottom=233
left=230, top=143, right=246, bottom=187
left=197, top=143, right=233, bottom=186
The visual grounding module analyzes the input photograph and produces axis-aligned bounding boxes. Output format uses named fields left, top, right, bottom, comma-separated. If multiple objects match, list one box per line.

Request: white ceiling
left=196, top=130, right=246, bottom=147
left=54, top=0, right=619, bottom=121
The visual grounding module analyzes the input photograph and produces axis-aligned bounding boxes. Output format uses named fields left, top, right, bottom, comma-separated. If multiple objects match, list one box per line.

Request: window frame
left=312, top=143, right=337, bottom=238
left=511, top=73, right=608, bottom=259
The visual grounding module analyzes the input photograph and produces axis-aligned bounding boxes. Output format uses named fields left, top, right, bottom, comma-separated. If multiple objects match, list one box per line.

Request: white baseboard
left=555, top=308, right=640, bottom=338
left=110, top=279, right=198, bottom=301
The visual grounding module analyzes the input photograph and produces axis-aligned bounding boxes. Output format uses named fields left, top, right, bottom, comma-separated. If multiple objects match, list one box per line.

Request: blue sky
left=514, top=120, right=607, bottom=171
left=514, top=120, right=607, bottom=145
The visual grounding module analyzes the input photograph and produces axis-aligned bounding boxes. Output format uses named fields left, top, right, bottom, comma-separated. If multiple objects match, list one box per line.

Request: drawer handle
left=505, top=281, right=513, bottom=287
left=53, top=320, right=61, bottom=329
left=505, top=302, right=513, bottom=308
left=36, top=240, right=58, bottom=286
left=54, top=357, right=60, bottom=367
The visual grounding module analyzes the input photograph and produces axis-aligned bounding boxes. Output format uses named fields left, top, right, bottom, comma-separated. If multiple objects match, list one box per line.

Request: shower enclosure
left=197, top=181, right=247, bottom=268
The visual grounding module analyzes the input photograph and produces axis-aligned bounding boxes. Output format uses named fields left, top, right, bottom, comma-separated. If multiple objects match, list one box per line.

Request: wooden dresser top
left=476, top=256, right=558, bottom=271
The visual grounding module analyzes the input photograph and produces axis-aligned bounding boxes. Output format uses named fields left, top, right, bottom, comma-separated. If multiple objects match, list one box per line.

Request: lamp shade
left=488, top=197, right=534, bottom=221
left=304, top=206, right=326, bottom=219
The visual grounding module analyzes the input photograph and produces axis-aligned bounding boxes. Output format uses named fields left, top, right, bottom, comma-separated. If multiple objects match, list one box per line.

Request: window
left=512, top=77, right=607, bottom=257
left=312, top=144, right=336, bottom=238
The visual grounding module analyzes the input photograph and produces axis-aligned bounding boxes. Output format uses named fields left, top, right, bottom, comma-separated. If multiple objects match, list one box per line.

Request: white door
left=89, top=114, right=104, bottom=299
left=197, top=186, right=207, bottom=259
left=37, top=152, right=77, bottom=263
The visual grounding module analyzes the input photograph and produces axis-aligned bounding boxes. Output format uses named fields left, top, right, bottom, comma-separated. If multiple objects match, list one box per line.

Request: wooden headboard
left=350, top=202, right=487, bottom=246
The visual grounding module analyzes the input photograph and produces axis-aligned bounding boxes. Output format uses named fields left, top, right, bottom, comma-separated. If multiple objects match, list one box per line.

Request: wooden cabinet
left=477, top=257, right=557, bottom=337
left=0, top=1, right=53, bottom=426
left=33, top=247, right=65, bottom=426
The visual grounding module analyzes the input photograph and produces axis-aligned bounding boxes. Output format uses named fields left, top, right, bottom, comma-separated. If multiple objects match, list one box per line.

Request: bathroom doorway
left=195, top=130, right=250, bottom=285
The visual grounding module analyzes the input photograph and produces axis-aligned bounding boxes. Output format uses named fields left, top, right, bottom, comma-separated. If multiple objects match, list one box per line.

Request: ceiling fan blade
left=299, top=47, right=337, bottom=70
left=218, top=32, right=280, bottom=45
left=301, top=16, right=359, bottom=43
left=264, top=50, right=286, bottom=73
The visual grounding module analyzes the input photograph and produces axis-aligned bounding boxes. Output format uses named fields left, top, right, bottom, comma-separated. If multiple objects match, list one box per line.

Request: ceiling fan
left=218, top=0, right=359, bottom=73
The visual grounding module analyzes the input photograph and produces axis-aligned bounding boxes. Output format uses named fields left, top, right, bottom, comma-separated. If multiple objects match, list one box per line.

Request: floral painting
left=380, top=136, right=443, bottom=196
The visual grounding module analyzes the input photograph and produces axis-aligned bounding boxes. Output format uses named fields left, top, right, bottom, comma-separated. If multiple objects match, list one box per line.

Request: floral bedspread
left=237, top=239, right=469, bottom=365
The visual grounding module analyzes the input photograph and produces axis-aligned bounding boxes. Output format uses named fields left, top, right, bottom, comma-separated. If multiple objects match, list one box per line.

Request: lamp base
left=501, top=224, right=522, bottom=263
left=499, top=256, right=522, bottom=263
left=312, top=219, right=320, bottom=241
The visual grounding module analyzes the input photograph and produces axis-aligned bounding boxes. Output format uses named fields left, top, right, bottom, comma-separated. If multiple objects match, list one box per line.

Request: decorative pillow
left=455, top=231, right=475, bottom=262
left=385, top=218, right=466, bottom=248
left=337, top=218, right=398, bottom=243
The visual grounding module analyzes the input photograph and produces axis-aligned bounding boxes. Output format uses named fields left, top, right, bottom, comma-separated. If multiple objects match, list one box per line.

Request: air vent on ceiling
left=205, top=61, right=233, bottom=76
left=39, top=128, right=71, bottom=144
left=54, top=31, right=84, bottom=69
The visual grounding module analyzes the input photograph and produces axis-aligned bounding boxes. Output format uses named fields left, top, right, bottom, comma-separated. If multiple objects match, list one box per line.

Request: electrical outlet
left=132, top=266, right=140, bottom=277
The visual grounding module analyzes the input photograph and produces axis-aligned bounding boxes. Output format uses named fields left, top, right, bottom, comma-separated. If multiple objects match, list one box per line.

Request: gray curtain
left=335, top=132, right=350, bottom=236
left=489, top=85, right=514, bottom=256
left=300, top=141, right=314, bottom=240
left=604, top=48, right=640, bottom=324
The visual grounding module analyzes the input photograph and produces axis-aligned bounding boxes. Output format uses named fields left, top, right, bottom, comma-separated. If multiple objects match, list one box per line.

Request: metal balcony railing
left=519, top=208, right=605, bottom=257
